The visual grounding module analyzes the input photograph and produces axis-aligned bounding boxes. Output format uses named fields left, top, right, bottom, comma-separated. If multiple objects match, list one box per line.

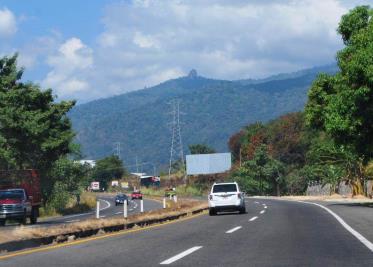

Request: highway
left=1, top=198, right=373, bottom=266
left=0, top=196, right=162, bottom=229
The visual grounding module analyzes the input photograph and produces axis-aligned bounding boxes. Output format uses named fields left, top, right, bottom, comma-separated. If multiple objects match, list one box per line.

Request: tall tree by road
left=0, top=54, right=76, bottom=199
left=92, top=155, right=126, bottom=189
left=305, top=6, right=373, bottom=194
left=305, top=5, right=373, bottom=161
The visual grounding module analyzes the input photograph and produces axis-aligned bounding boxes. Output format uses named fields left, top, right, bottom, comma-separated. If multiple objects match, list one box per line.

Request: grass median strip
left=0, top=211, right=207, bottom=261
left=0, top=200, right=208, bottom=259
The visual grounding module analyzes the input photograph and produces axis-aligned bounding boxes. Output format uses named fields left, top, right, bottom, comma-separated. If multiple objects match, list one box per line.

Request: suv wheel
left=209, top=208, right=216, bottom=216
left=239, top=206, right=246, bottom=214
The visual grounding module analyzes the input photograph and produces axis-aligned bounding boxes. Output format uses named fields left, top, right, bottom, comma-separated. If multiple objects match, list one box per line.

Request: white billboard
left=186, top=153, right=232, bottom=175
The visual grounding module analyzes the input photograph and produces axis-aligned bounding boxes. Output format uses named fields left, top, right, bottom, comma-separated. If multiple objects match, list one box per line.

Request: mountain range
left=69, top=64, right=338, bottom=173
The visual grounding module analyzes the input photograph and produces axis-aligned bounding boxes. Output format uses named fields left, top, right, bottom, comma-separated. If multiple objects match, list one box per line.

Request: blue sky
left=0, top=0, right=372, bottom=103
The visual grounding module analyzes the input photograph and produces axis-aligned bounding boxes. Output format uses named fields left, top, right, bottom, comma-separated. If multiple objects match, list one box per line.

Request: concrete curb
left=0, top=207, right=208, bottom=254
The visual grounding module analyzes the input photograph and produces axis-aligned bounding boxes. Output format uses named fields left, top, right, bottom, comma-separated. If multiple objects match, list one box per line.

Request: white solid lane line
left=160, top=246, right=203, bottom=265
left=99, top=199, right=111, bottom=211
left=249, top=216, right=258, bottom=222
left=260, top=210, right=265, bottom=214
left=65, top=219, right=80, bottom=223
left=61, top=212, right=93, bottom=219
left=298, top=201, right=373, bottom=253
left=115, top=211, right=122, bottom=215
left=226, top=226, right=242, bottom=234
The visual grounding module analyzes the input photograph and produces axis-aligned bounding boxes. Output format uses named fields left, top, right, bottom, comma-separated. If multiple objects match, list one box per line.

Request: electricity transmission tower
left=114, top=142, right=121, bottom=159
left=168, top=99, right=185, bottom=181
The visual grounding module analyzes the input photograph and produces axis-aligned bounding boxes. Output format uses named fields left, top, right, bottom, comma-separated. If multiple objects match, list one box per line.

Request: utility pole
left=168, top=99, right=185, bottom=182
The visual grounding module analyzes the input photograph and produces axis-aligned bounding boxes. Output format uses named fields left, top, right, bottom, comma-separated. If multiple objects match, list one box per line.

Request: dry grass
left=8, top=199, right=207, bottom=242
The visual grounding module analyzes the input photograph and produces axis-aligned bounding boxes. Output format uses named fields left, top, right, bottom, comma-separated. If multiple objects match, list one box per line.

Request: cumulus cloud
left=0, top=8, right=17, bottom=38
left=38, top=0, right=371, bottom=102
left=94, top=0, right=348, bottom=86
left=42, top=37, right=93, bottom=99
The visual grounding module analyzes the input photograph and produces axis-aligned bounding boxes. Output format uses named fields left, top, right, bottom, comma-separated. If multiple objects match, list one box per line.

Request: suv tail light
left=209, top=195, right=213, bottom=200
left=237, top=193, right=241, bottom=199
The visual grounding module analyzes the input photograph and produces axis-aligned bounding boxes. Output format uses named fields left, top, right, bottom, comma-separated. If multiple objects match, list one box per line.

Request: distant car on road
left=131, top=190, right=143, bottom=200
left=115, top=193, right=129, bottom=206
left=208, top=182, right=246, bottom=216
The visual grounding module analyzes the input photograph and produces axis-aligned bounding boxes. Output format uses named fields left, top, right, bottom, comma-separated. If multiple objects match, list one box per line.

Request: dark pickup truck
left=0, top=170, right=41, bottom=226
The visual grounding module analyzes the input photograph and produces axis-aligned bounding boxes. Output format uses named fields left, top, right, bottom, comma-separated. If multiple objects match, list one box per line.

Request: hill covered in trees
left=69, top=65, right=337, bottom=173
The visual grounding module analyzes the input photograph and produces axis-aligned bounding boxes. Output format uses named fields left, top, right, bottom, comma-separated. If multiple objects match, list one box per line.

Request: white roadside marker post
left=96, top=200, right=100, bottom=219
left=123, top=200, right=128, bottom=218
left=140, top=199, right=144, bottom=213
left=163, top=197, right=166, bottom=209
left=173, top=195, right=178, bottom=203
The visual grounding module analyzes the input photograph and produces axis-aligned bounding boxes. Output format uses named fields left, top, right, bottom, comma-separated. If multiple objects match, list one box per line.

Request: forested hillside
left=69, top=65, right=337, bottom=172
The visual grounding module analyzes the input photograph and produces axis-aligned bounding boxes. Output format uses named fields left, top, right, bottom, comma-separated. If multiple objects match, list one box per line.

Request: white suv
left=208, top=182, right=246, bottom=216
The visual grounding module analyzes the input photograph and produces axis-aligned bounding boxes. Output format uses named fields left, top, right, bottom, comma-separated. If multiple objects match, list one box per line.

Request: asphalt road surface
left=0, top=196, right=162, bottom=229
left=1, top=198, right=373, bottom=266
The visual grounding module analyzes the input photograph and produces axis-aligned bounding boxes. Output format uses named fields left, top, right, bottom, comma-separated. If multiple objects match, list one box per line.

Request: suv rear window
left=213, top=184, right=237, bottom=193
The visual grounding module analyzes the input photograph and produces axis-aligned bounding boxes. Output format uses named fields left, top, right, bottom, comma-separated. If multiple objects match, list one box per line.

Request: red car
left=131, top=190, right=143, bottom=200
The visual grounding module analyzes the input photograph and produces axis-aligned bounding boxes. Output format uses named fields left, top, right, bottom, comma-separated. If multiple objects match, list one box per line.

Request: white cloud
left=133, top=31, right=160, bottom=49
left=35, top=0, right=372, bottom=102
left=0, top=8, right=17, bottom=38
left=89, top=0, right=349, bottom=93
left=42, top=38, right=93, bottom=99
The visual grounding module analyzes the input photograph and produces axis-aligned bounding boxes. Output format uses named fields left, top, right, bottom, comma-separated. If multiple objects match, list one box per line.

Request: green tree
left=233, top=145, right=284, bottom=196
left=92, top=155, right=126, bottom=189
left=188, top=144, right=216, bottom=154
left=305, top=5, right=373, bottom=160
left=0, top=54, right=76, bottom=199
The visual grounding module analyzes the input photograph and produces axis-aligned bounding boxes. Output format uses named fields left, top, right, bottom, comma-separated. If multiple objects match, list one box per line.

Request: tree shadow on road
left=328, top=202, right=373, bottom=208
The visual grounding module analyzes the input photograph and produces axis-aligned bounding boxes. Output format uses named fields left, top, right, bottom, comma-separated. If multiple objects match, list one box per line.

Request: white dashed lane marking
left=260, top=210, right=265, bottom=214
left=160, top=246, right=203, bottom=265
left=249, top=216, right=258, bottom=222
left=226, top=226, right=242, bottom=234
